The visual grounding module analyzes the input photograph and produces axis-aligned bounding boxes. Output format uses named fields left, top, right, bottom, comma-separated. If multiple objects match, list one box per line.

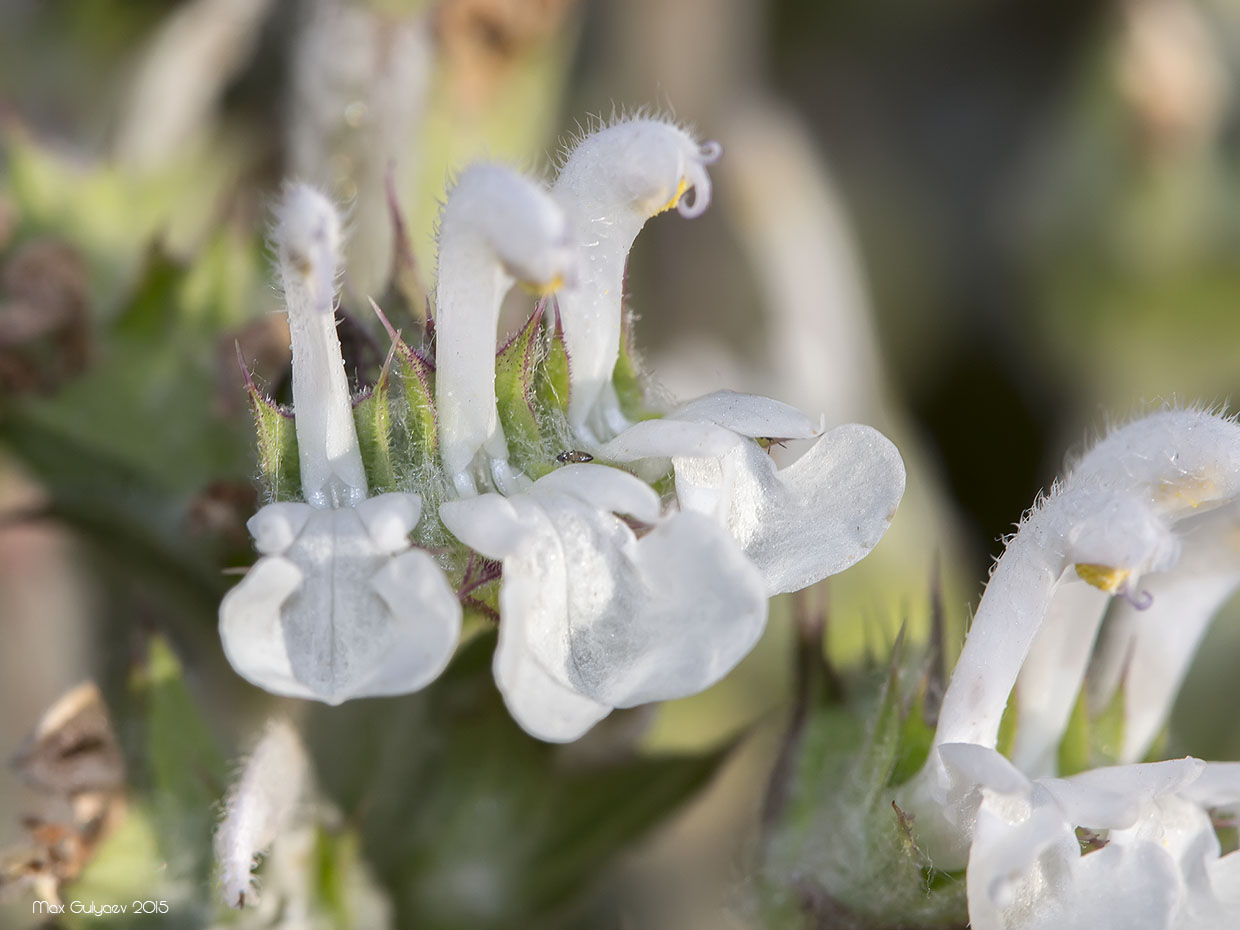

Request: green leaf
left=240, top=357, right=301, bottom=502
left=0, top=408, right=226, bottom=612
left=61, top=636, right=230, bottom=928
left=1058, top=681, right=1126, bottom=776
left=889, top=676, right=937, bottom=788
left=136, top=636, right=228, bottom=874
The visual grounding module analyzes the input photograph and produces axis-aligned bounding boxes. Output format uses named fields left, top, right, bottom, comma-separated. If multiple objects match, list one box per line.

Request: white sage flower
left=220, top=115, right=904, bottom=740
left=943, top=743, right=1240, bottom=930
left=219, top=185, right=461, bottom=704
left=439, top=464, right=768, bottom=742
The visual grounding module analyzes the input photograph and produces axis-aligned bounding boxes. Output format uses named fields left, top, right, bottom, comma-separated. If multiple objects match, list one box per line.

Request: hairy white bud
left=215, top=720, right=310, bottom=909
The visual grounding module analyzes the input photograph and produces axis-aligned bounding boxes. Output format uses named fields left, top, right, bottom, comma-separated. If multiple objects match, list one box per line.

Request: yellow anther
left=1075, top=563, right=1130, bottom=594
left=519, top=274, right=565, bottom=297
left=654, top=177, right=689, bottom=215
left=1157, top=475, right=1216, bottom=510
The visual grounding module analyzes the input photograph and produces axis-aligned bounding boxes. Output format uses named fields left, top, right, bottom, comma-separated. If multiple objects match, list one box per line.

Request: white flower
left=942, top=743, right=1240, bottom=930
left=220, top=494, right=462, bottom=704
left=214, top=719, right=394, bottom=927
left=221, top=117, right=904, bottom=738
left=220, top=185, right=461, bottom=704
left=272, top=184, right=367, bottom=510
left=439, top=464, right=768, bottom=742
left=434, top=163, right=573, bottom=496
left=893, top=408, right=1240, bottom=897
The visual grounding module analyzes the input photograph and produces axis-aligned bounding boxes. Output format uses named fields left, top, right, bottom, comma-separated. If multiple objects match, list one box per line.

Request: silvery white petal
left=671, top=389, right=820, bottom=439
left=1010, top=579, right=1111, bottom=777
left=532, top=463, right=662, bottom=524
left=674, top=423, right=905, bottom=594
left=1042, top=759, right=1204, bottom=830
left=275, top=185, right=369, bottom=509
left=492, top=520, right=613, bottom=743
left=445, top=492, right=599, bottom=741
left=355, top=491, right=422, bottom=553
left=552, top=118, right=716, bottom=436
left=595, top=417, right=739, bottom=464
left=220, top=556, right=315, bottom=700
left=1180, top=762, right=1240, bottom=810
left=247, top=502, right=314, bottom=555
left=439, top=492, right=530, bottom=561
left=556, top=506, right=768, bottom=708
left=361, top=548, right=463, bottom=695
left=1067, top=408, right=1240, bottom=520
left=434, top=164, right=572, bottom=489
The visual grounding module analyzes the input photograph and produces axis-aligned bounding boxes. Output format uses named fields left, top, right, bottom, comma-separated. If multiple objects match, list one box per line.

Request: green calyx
left=759, top=623, right=967, bottom=930
left=241, top=299, right=672, bottom=524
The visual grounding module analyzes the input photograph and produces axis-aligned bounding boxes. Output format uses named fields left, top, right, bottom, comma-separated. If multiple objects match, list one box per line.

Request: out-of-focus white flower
left=216, top=719, right=309, bottom=909
left=287, top=0, right=432, bottom=303
left=943, top=743, right=1240, bottom=930
left=440, top=464, right=768, bottom=742
left=434, top=163, right=573, bottom=497
left=220, top=185, right=461, bottom=704
left=215, top=720, right=394, bottom=927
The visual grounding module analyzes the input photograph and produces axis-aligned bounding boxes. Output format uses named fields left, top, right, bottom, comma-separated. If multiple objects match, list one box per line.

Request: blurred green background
left=2, top=0, right=1240, bottom=927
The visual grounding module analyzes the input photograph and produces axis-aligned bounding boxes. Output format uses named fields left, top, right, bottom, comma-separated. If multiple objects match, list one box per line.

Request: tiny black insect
left=556, top=450, right=594, bottom=464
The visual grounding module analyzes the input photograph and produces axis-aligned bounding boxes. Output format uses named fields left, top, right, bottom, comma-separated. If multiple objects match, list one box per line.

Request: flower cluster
left=896, top=408, right=1240, bottom=929
left=219, top=116, right=906, bottom=742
